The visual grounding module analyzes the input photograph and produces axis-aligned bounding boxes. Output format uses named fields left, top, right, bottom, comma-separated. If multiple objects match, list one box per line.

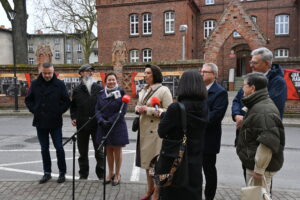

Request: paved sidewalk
left=0, top=180, right=299, bottom=200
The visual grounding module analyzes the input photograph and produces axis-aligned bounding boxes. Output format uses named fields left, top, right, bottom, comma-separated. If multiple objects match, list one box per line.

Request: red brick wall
left=97, top=0, right=199, bottom=63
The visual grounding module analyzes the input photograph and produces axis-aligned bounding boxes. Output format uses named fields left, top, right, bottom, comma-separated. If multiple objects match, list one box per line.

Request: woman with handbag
left=157, top=70, right=208, bottom=200
left=135, top=64, right=173, bottom=200
left=95, top=72, right=129, bottom=186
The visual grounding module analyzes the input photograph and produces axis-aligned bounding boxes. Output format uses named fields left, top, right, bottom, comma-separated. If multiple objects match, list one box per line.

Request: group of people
left=24, top=46, right=286, bottom=200
left=25, top=63, right=129, bottom=185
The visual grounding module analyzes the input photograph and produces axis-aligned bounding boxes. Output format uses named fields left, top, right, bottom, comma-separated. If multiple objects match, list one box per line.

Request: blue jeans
left=37, top=127, right=66, bottom=175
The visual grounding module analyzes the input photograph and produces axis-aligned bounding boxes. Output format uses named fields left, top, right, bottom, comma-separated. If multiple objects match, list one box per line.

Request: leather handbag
left=152, top=102, right=189, bottom=187
left=241, top=176, right=272, bottom=200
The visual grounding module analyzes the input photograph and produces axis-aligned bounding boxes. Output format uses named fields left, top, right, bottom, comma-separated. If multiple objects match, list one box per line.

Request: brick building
left=96, top=0, right=300, bottom=81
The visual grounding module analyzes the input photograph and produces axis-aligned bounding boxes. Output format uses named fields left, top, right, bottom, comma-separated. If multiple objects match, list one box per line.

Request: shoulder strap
left=177, top=102, right=187, bottom=135
left=142, top=85, right=162, bottom=105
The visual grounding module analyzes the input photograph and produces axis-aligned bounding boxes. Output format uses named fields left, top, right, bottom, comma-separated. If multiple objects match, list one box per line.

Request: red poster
left=284, top=69, right=300, bottom=100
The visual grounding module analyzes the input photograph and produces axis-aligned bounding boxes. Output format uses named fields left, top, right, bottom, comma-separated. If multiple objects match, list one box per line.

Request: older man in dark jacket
left=200, top=63, right=228, bottom=200
left=236, top=72, right=285, bottom=195
left=70, top=64, right=104, bottom=180
left=25, top=62, right=70, bottom=184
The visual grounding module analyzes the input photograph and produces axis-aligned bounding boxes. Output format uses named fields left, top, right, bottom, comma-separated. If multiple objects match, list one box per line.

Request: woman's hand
left=136, top=105, right=147, bottom=114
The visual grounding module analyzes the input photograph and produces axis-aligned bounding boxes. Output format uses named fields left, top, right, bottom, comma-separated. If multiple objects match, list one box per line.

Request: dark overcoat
left=70, top=82, right=102, bottom=132
left=158, top=98, right=208, bottom=200
left=25, top=74, right=70, bottom=128
left=95, top=88, right=129, bottom=146
left=204, top=81, right=228, bottom=154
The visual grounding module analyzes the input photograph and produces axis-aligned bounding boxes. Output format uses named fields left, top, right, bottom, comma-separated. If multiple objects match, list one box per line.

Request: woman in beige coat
left=135, top=64, right=173, bottom=200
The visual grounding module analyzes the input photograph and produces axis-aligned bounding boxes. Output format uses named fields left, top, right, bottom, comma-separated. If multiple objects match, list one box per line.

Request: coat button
left=150, top=120, right=153, bottom=123
left=150, top=131, right=153, bottom=133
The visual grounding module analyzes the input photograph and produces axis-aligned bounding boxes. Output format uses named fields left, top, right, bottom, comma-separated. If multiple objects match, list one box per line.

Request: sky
left=0, top=0, right=37, bottom=33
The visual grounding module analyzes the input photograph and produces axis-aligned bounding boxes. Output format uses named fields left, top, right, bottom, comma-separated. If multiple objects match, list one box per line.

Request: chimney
left=36, top=30, right=43, bottom=34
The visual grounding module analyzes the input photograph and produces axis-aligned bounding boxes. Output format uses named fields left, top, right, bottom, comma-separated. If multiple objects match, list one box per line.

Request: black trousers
left=203, top=153, right=217, bottom=200
left=77, top=130, right=104, bottom=179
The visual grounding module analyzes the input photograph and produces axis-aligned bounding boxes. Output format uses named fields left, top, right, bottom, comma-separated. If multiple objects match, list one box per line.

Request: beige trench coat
left=135, top=83, right=173, bottom=169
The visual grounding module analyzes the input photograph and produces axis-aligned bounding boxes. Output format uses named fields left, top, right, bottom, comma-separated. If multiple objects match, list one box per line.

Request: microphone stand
left=63, top=99, right=113, bottom=200
left=97, top=103, right=126, bottom=200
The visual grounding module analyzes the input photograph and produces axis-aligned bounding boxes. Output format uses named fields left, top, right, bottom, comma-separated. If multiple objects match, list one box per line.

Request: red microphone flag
left=122, top=94, right=131, bottom=104
left=150, top=97, right=161, bottom=107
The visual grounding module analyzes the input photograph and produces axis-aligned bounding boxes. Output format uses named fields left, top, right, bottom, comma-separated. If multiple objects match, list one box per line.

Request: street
left=0, top=116, right=299, bottom=190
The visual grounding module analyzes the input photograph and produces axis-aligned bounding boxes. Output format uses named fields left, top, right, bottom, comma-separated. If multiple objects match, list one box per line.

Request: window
left=143, top=49, right=152, bottom=62
left=275, top=15, right=289, bottom=35
left=205, top=0, right=214, bottom=5
left=143, top=13, right=152, bottom=35
left=28, top=44, right=34, bottom=53
left=66, top=44, right=71, bottom=52
left=67, top=58, right=72, bottom=64
left=28, top=58, right=34, bottom=65
left=274, top=49, right=289, bottom=58
left=54, top=38, right=60, bottom=44
left=204, top=20, right=216, bottom=38
left=251, top=16, right=257, bottom=23
left=165, top=11, right=175, bottom=34
left=77, top=57, right=83, bottom=64
left=130, top=14, right=139, bottom=36
left=77, top=44, right=82, bottom=52
left=130, top=50, right=139, bottom=63
left=55, top=50, right=60, bottom=59
left=233, top=31, right=241, bottom=38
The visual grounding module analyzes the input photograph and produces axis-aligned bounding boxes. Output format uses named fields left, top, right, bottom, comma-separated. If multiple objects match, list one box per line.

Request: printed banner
left=284, top=69, right=300, bottom=100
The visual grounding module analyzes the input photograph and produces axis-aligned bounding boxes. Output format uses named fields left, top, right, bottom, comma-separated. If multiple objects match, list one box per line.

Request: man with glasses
left=231, top=47, right=287, bottom=193
left=200, top=63, right=228, bottom=200
left=70, top=64, right=105, bottom=180
left=25, top=62, right=70, bottom=184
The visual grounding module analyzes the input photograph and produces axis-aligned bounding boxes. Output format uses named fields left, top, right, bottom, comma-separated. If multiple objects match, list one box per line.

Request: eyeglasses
left=249, top=61, right=259, bottom=65
left=200, top=71, right=213, bottom=74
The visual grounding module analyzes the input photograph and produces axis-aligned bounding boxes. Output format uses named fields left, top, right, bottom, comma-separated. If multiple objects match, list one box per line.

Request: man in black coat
left=200, top=63, right=228, bottom=200
left=70, top=64, right=104, bottom=179
left=25, top=62, right=70, bottom=184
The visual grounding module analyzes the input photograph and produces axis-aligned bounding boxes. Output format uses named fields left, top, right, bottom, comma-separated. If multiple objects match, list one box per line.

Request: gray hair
left=42, top=62, right=53, bottom=68
left=203, top=63, right=218, bottom=78
left=243, top=72, right=268, bottom=91
left=251, top=47, right=273, bottom=65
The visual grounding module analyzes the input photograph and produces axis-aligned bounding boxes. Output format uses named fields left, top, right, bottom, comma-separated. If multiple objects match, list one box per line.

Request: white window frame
left=55, top=50, right=60, bottom=59
left=54, top=38, right=60, bottom=45
left=77, top=57, right=83, bottom=64
left=143, top=49, right=152, bottom=62
left=66, top=58, right=72, bottom=64
left=204, top=20, right=216, bottom=39
left=274, top=49, right=289, bottom=58
left=164, top=11, right=175, bottom=34
left=205, top=0, right=214, bottom=5
left=275, top=15, right=289, bottom=35
left=28, top=44, right=34, bottom=52
left=28, top=58, right=34, bottom=65
left=66, top=44, right=71, bottom=52
left=143, top=13, right=152, bottom=35
left=130, top=50, right=139, bottom=63
left=77, top=43, right=82, bottom=52
left=251, top=16, right=257, bottom=23
left=130, top=14, right=139, bottom=36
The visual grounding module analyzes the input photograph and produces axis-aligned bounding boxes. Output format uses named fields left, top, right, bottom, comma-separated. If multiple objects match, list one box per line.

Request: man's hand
left=252, top=171, right=263, bottom=180
left=71, top=120, right=77, bottom=126
left=235, top=115, right=244, bottom=130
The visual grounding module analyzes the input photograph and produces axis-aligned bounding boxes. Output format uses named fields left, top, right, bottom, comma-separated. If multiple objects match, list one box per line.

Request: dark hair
left=177, top=69, right=207, bottom=101
left=105, top=72, right=118, bottom=83
left=145, top=64, right=163, bottom=84
left=42, top=62, right=53, bottom=68
left=243, top=72, right=268, bottom=90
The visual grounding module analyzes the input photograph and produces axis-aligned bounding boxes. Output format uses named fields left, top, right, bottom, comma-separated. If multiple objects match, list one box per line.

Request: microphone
left=105, top=90, right=122, bottom=99
left=150, top=97, right=161, bottom=111
left=118, top=94, right=131, bottom=114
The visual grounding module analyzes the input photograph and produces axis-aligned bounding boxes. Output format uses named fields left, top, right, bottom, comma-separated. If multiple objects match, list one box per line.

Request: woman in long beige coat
left=135, top=64, right=173, bottom=200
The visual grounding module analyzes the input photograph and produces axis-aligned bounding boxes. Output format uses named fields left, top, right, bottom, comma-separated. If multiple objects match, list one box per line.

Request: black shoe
left=79, top=175, right=88, bottom=180
left=112, top=175, right=121, bottom=186
left=57, top=174, right=66, bottom=183
left=39, top=174, right=52, bottom=184
left=104, top=174, right=115, bottom=185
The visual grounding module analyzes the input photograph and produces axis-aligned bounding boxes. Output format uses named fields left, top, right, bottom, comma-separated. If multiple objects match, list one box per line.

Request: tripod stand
left=63, top=99, right=113, bottom=200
